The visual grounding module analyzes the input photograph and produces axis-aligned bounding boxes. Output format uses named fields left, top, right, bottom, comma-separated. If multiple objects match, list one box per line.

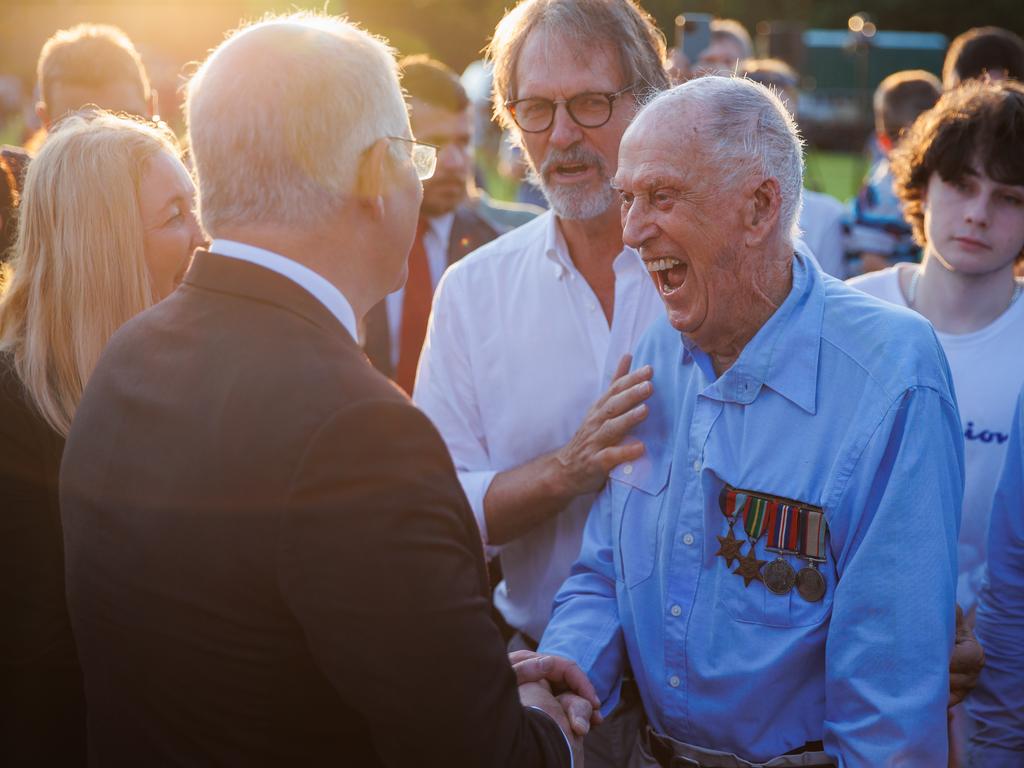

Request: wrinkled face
left=923, top=162, right=1024, bottom=277
left=138, top=150, right=204, bottom=301
left=513, top=32, right=634, bottom=220
left=411, top=97, right=471, bottom=217
left=615, top=111, right=750, bottom=348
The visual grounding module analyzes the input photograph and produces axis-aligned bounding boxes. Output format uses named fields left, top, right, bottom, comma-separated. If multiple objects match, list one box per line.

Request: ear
left=35, top=101, right=50, bottom=129
left=743, top=176, right=782, bottom=247
left=356, top=137, right=390, bottom=221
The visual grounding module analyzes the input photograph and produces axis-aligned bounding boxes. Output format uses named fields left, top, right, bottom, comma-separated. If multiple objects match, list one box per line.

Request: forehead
left=141, top=150, right=192, bottom=202
left=514, top=31, right=624, bottom=97
left=616, top=109, right=702, bottom=185
left=410, top=98, right=471, bottom=139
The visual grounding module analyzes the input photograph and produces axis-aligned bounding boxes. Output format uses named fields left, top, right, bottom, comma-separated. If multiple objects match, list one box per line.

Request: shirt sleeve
left=413, top=267, right=499, bottom=550
left=537, top=486, right=627, bottom=717
left=967, top=389, right=1024, bottom=767
left=824, top=385, right=963, bottom=767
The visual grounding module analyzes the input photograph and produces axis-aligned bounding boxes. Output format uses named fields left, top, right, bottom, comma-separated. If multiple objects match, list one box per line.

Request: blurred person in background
left=666, top=18, right=752, bottom=84
left=944, top=26, right=1024, bottom=89
left=699, top=19, right=753, bottom=73
left=0, top=112, right=203, bottom=766
left=848, top=78, right=1024, bottom=764
left=742, top=58, right=848, bottom=278
left=847, top=70, right=941, bottom=274
left=363, top=55, right=540, bottom=392
left=27, top=23, right=155, bottom=153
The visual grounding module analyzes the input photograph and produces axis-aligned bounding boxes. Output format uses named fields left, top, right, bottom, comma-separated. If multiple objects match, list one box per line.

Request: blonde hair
left=186, top=12, right=408, bottom=235
left=0, top=112, right=179, bottom=436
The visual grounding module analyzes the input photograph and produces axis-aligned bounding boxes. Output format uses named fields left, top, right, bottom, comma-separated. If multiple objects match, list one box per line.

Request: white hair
left=185, top=12, right=408, bottom=234
left=642, top=75, right=805, bottom=243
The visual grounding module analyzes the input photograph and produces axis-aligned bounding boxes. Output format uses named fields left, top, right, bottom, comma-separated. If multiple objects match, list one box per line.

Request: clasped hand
left=511, top=650, right=602, bottom=762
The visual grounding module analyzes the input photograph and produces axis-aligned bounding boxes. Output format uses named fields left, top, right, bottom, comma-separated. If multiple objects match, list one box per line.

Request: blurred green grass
left=805, top=150, right=868, bottom=204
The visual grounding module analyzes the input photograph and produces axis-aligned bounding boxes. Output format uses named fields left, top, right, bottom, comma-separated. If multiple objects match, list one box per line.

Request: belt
left=648, top=731, right=831, bottom=768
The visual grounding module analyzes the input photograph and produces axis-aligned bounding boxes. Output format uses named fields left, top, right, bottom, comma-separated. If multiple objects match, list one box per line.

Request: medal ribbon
left=743, top=496, right=773, bottom=540
left=719, top=487, right=749, bottom=524
left=767, top=503, right=800, bottom=553
left=799, top=508, right=827, bottom=561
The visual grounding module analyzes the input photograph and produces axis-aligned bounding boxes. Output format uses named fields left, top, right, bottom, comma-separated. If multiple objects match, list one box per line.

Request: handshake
left=511, top=650, right=603, bottom=764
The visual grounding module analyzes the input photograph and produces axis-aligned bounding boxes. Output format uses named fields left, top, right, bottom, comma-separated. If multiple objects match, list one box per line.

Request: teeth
left=645, top=257, right=682, bottom=273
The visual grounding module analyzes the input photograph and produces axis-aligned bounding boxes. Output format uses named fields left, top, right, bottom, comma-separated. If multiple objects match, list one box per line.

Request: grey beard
left=527, top=163, right=618, bottom=221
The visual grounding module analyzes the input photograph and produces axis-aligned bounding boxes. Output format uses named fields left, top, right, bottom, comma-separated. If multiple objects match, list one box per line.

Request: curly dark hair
left=891, top=78, right=1024, bottom=251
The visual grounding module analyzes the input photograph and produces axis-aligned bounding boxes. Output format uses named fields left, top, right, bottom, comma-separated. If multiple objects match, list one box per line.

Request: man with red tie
left=363, top=56, right=540, bottom=392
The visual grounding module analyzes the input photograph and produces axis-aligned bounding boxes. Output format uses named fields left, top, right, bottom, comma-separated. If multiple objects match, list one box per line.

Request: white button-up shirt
left=414, top=210, right=663, bottom=640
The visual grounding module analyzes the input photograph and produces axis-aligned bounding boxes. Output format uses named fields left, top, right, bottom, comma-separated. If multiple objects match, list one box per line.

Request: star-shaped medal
left=733, top=543, right=766, bottom=587
left=714, top=528, right=744, bottom=567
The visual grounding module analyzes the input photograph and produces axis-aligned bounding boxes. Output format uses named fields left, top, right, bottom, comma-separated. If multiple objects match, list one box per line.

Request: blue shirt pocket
left=611, top=458, right=670, bottom=589
left=717, top=538, right=836, bottom=628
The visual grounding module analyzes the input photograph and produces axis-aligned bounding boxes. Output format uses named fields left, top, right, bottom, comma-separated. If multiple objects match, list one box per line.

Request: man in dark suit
left=363, top=55, right=540, bottom=392
left=60, top=14, right=595, bottom=766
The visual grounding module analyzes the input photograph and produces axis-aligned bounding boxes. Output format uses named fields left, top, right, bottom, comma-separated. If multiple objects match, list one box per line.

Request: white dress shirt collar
left=209, top=239, right=358, bottom=340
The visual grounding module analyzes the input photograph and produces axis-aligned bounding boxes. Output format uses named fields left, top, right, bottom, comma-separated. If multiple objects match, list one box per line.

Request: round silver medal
left=763, top=557, right=796, bottom=595
left=795, top=566, right=826, bottom=602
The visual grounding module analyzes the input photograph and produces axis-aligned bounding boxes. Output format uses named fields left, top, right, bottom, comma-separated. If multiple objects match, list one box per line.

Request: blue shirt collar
left=682, top=252, right=823, bottom=415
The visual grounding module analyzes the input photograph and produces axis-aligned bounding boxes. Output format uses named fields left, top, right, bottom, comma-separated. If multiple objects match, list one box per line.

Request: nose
left=964, top=192, right=990, bottom=228
left=547, top=102, right=584, bottom=149
left=621, top=197, right=658, bottom=250
left=437, top=141, right=469, bottom=173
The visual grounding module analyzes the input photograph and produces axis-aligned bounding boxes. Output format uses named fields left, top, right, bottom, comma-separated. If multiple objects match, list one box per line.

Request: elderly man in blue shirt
left=538, top=75, right=964, bottom=767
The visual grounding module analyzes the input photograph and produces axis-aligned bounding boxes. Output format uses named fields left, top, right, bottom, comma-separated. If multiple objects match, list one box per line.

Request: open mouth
left=645, top=257, right=687, bottom=295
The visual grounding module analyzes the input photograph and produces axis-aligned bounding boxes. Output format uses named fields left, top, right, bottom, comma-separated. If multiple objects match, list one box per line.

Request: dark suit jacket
left=60, top=251, right=569, bottom=767
left=364, top=202, right=511, bottom=378
left=0, top=352, right=86, bottom=765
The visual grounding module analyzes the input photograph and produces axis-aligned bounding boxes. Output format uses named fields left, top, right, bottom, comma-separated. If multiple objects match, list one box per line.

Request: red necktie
left=395, top=217, right=431, bottom=394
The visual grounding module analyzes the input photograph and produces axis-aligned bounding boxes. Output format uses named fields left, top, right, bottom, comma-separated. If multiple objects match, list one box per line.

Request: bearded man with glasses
left=414, top=0, right=668, bottom=762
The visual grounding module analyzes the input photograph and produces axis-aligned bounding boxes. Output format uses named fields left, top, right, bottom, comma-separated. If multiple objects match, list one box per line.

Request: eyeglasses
left=386, top=136, right=438, bottom=180
left=505, top=83, right=636, bottom=133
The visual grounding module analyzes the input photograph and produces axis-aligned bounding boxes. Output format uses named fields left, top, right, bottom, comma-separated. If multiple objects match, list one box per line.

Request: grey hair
left=486, top=0, right=668, bottom=136
left=642, top=75, right=805, bottom=243
left=185, top=13, right=408, bottom=235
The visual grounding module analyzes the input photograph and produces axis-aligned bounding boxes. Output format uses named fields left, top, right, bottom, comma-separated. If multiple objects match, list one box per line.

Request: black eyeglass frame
left=504, top=83, right=637, bottom=134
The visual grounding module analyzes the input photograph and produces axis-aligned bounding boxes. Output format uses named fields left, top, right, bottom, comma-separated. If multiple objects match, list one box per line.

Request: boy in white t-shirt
left=848, top=78, right=1024, bottom=763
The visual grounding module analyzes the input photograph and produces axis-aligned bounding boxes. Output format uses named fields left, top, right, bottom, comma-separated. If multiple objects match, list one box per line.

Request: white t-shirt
left=848, top=265, right=1024, bottom=617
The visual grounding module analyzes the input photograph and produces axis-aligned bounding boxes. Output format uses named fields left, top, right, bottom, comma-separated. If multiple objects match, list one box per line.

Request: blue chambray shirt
left=540, top=255, right=964, bottom=766
left=968, top=387, right=1024, bottom=767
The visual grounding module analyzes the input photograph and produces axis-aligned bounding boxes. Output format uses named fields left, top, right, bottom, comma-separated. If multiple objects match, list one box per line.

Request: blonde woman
left=0, top=112, right=204, bottom=764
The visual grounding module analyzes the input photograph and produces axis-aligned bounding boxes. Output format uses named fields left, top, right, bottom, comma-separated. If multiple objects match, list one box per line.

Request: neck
left=908, top=251, right=1019, bottom=334
left=214, top=223, right=377, bottom=321
left=557, top=204, right=625, bottom=270
left=706, top=246, right=794, bottom=377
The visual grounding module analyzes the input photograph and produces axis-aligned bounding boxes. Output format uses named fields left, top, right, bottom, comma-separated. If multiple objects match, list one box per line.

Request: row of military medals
left=716, top=488, right=827, bottom=602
